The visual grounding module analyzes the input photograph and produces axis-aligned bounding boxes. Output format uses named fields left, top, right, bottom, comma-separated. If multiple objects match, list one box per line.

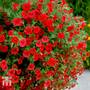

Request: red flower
left=12, top=18, right=23, bottom=26
left=44, top=19, right=53, bottom=27
left=36, top=40, right=42, bottom=47
left=69, top=32, right=74, bottom=38
left=0, top=60, right=8, bottom=71
left=58, top=24, right=63, bottom=29
left=23, top=50, right=30, bottom=58
left=58, top=32, right=65, bottom=39
left=33, top=26, right=41, bottom=34
left=16, top=69, right=21, bottom=75
left=28, top=10, right=36, bottom=19
left=22, top=2, right=31, bottom=11
left=26, top=37, right=33, bottom=46
left=61, top=15, right=66, bottom=23
left=0, top=34, right=5, bottom=43
left=47, top=58, right=58, bottom=67
left=37, top=3, right=42, bottom=10
left=12, top=75, right=19, bottom=84
left=11, top=36, right=19, bottom=44
left=1, top=45, right=8, bottom=53
left=18, top=56, right=24, bottom=64
left=69, top=8, right=73, bottom=14
left=8, top=68, right=15, bottom=76
left=45, top=43, right=53, bottom=53
left=53, top=15, right=57, bottom=21
left=81, top=22, right=86, bottom=29
left=28, top=63, right=35, bottom=71
left=40, top=45, right=44, bottom=52
left=46, top=70, right=54, bottom=77
left=29, top=48, right=36, bottom=55
left=67, top=25, right=74, bottom=32
left=39, top=13, right=48, bottom=22
left=11, top=47, right=19, bottom=55
left=35, top=69, right=42, bottom=80
left=8, top=30, right=14, bottom=36
left=21, top=11, right=29, bottom=20
left=38, top=0, right=43, bottom=2
left=47, top=2, right=53, bottom=13
left=24, top=26, right=32, bottom=35
left=33, top=53, right=39, bottom=61
left=44, top=80, right=51, bottom=88
left=20, top=38, right=26, bottom=47
left=61, top=0, right=66, bottom=5
left=77, top=42, right=87, bottom=50
left=35, top=69, right=41, bottom=75
left=42, top=36, right=49, bottom=43
left=47, top=26, right=54, bottom=32
left=30, top=9, right=40, bottom=20
left=12, top=3, right=19, bottom=11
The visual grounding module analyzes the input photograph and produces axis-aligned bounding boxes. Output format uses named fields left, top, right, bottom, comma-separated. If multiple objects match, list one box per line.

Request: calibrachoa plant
left=0, top=0, right=87, bottom=90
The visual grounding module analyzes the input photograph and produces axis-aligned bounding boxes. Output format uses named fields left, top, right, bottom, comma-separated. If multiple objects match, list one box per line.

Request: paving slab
left=71, top=70, right=90, bottom=90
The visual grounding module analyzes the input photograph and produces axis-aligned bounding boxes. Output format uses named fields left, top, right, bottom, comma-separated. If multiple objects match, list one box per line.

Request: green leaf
left=41, top=69, right=45, bottom=74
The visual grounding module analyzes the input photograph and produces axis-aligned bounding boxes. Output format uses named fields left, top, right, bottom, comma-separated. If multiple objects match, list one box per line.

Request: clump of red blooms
left=0, top=0, right=88, bottom=90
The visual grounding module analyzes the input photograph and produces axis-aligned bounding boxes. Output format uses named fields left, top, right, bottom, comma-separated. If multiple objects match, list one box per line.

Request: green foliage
left=84, top=57, right=90, bottom=69
left=0, top=0, right=28, bottom=19
left=66, top=0, right=90, bottom=69
left=67, top=0, right=90, bottom=20
left=83, top=25, right=90, bottom=69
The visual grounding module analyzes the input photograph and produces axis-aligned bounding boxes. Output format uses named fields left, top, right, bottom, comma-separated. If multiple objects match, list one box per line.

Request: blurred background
left=66, top=0, right=90, bottom=69
left=66, top=0, right=90, bottom=89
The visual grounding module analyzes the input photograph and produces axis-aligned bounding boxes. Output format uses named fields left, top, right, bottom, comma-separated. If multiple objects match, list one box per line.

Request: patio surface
left=71, top=70, right=90, bottom=90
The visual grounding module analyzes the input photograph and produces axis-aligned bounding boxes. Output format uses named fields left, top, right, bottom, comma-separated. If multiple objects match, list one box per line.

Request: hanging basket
left=0, top=0, right=87, bottom=90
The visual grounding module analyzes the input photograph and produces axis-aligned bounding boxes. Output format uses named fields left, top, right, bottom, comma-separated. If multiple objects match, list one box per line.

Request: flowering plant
left=0, top=0, right=87, bottom=90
